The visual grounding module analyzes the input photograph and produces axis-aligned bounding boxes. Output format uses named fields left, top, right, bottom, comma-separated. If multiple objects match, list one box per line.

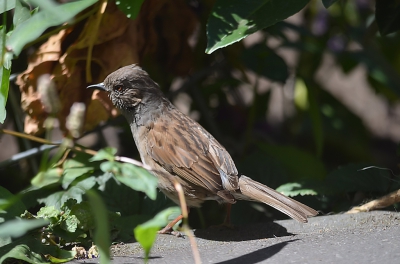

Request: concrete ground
left=70, top=211, right=400, bottom=264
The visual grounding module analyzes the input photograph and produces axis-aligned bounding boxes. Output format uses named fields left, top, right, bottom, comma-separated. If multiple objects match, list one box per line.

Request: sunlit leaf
left=276, top=182, right=318, bottom=197
left=118, top=163, right=158, bottom=200
left=62, top=158, right=95, bottom=189
left=134, top=207, right=180, bottom=259
left=90, top=147, right=117, bottom=162
left=206, top=0, right=310, bottom=53
left=6, top=0, right=97, bottom=56
left=31, top=168, right=62, bottom=188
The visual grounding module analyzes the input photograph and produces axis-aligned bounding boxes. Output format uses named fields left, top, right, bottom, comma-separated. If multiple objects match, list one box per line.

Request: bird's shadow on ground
left=215, top=239, right=297, bottom=264
left=194, top=222, right=294, bottom=241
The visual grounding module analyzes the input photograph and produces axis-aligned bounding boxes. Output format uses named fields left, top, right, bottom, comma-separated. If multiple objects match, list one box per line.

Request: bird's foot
left=157, top=227, right=185, bottom=238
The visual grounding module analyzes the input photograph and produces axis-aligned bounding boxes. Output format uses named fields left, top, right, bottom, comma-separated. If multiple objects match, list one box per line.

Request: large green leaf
left=0, top=218, right=49, bottom=238
left=134, top=207, right=180, bottom=260
left=0, top=244, right=48, bottom=264
left=118, top=163, right=158, bottom=200
left=6, top=0, right=97, bottom=57
left=0, top=0, right=16, bottom=14
left=0, top=236, right=75, bottom=264
left=13, top=0, right=31, bottom=27
left=206, top=0, right=310, bottom=53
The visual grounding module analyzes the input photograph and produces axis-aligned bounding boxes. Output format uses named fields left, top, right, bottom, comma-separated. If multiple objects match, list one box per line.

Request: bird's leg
left=223, top=203, right=232, bottom=225
left=210, top=204, right=235, bottom=229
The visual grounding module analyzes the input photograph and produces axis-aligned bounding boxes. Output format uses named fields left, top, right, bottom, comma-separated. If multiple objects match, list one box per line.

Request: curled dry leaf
left=16, top=0, right=197, bottom=135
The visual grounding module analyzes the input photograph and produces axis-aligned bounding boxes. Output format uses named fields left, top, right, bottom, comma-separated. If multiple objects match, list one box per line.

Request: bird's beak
left=87, top=83, right=106, bottom=91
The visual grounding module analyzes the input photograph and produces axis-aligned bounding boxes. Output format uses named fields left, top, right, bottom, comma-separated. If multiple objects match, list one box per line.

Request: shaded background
left=1, top=0, right=400, bottom=229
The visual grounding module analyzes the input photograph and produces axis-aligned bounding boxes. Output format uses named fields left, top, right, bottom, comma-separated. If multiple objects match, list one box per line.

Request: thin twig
left=114, top=156, right=152, bottom=171
left=173, top=181, right=201, bottom=264
left=0, top=129, right=150, bottom=171
left=86, top=0, right=108, bottom=82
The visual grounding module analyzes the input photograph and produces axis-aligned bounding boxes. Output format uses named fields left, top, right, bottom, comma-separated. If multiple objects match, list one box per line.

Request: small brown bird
left=88, top=64, right=318, bottom=233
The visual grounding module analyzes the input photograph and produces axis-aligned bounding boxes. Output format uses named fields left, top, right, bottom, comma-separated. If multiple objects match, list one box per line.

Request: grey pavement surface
left=70, top=211, right=400, bottom=264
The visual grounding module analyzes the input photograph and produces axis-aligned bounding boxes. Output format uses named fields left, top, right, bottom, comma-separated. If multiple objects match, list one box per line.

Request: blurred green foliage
left=1, top=0, right=400, bottom=263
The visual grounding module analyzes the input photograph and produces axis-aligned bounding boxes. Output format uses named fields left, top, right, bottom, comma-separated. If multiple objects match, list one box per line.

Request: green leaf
left=13, top=0, right=31, bottom=27
left=0, top=218, right=49, bottom=238
left=375, top=0, right=400, bottom=36
left=46, top=249, right=76, bottom=263
left=206, top=0, right=310, bottom=53
left=62, top=158, right=95, bottom=189
left=31, top=168, right=62, bottom=188
left=0, top=24, right=11, bottom=123
left=0, top=65, right=11, bottom=123
left=117, top=163, right=158, bottom=200
left=86, top=190, right=110, bottom=264
left=134, top=207, right=180, bottom=259
left=62, top=214, right=79, bottom=233
left=69, top=201, right=95, bottom=231
left=242, top=44, right=288, bottom=83
left=0, top=244, right=48, bottom=264
left=90, top=147, right=117, bottom=162
left=0, top=186, right=26, bottom=220
left=6, top=0, right=97, bottom=57
left=322, top=0, right=339, bottom=9
left=115, top=0, right=144, bottom=20
left=0, top=0, right=16, bottom=14
left=276, top=182, right=318, bottom=197
left=37, top=205, right=60, bottom=222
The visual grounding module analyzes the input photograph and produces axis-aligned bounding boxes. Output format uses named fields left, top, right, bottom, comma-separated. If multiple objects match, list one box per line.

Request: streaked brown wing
left=146, top=113, right=224, bottom=194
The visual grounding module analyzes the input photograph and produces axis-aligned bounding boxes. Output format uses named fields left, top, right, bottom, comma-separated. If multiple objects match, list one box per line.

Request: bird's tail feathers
left=236, top=175, right=318, bottom=223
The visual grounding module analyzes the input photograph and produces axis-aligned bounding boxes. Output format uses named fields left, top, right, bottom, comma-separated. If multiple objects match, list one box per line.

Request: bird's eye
left=114, top=85, right=124, bottom=92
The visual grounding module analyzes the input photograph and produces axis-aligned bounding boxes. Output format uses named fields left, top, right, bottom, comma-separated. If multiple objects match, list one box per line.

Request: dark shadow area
left=215, top=239, right=297, bottom=264
left=194, top=222, right=294, bottom=242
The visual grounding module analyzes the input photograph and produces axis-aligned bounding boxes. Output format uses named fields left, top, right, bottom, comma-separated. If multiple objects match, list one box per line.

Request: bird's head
left=87, top=64, right=163, bottom=112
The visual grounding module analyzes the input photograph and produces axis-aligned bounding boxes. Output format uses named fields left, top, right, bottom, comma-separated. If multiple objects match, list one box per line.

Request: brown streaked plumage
left=88, top=64, right=318, bottom=232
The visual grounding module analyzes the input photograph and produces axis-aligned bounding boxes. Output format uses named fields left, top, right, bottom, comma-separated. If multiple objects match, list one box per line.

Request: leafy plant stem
left=173, top=181, right=201, bottom=264
left=86, top=0, right=108, bottom=83
left=0, top=128, right=149, bottom=170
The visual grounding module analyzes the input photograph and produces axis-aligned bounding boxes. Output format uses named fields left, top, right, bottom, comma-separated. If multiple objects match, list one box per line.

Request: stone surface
left=69, top=211, right=400, bottom=264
